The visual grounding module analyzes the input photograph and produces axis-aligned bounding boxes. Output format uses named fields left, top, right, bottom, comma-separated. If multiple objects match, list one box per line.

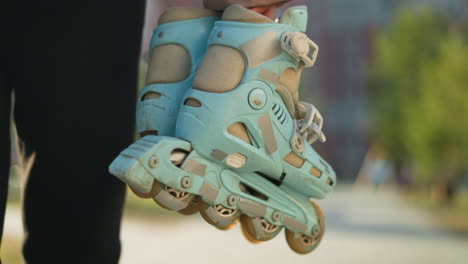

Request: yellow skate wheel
left=178, top=196, right=200, bottom=215
left=153, top=183, right=194, bottom=211
left=240, top=215, right=282, bottom=243
left=285, top=201, right=325, bottom=254
left=129, top=180, right=162, bottom=199
left=200, top=202, right=240, bottom=230
left=240, top=218, right=262, bottom=244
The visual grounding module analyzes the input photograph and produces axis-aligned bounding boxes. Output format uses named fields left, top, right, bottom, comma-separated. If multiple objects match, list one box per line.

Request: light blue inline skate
left=126, top=7, right=218, bottom=214
left=110, top=5, right=336, bottom=254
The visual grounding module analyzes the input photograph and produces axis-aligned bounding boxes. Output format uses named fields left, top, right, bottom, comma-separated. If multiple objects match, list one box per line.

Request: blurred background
left=3, top=0, right=468, bottom=263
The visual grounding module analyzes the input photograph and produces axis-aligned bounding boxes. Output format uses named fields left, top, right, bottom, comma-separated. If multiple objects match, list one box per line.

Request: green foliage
left=369, top=7, right=468, bottom=185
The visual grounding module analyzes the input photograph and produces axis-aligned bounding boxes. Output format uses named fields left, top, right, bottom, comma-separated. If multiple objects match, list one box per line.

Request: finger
left=203, top=0, right=291, bottom=11
left=249, top=6, right=277, bottom=19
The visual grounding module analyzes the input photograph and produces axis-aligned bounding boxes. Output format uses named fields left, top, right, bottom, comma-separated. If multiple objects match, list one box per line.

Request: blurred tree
left=369, top=7, right=468, bottom=203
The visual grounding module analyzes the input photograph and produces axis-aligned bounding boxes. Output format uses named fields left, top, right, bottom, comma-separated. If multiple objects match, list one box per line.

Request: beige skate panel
left=310, top=166, right=323, bottom=178
left=258, top=68, right=303, bottom=119
left=146, top=44, right=191, bottom=84
left=241, top=30, right=282, bottom=69
left=222, top=4, right=274, bottom=23
left=193, top=45, right=245, bottom=93
left=182, top=159, right=207, bottom=177
left=159, top=7, right=219, bottom=25
left=258, top=113, right=278, bottom=154
left=283, top=152, right=305, bottom=168
left=228, top=122, right=252, bottom=145
left=279, top=66, right=303, bottom=101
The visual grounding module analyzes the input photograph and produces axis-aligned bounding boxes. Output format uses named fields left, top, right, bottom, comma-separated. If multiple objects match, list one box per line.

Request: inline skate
left=110, top=5, right=336, bottom=254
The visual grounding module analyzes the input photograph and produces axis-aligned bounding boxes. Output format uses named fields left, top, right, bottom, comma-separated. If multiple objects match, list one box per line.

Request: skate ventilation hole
left=170, top=149, right=189, bottom=167
left=310, top=166, right=322, bottom=178
left=272, top=103, right=288, bottom=125
left=141, top=91, right=161, bottom=101
left=227, top=122, right=252, bottom=145
left=283, top=152, right=305, bottom=168
left=184, top=98, right=202, bottom=107
left=239, top=182, right=268, bottom=201
left=140, top=130, right=158, bottom=137
left=255, top=171, right=284, bottom=186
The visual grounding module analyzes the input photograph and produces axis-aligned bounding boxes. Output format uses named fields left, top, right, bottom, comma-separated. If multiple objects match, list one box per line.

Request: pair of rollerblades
left=110, top=4, right=336, bottom=254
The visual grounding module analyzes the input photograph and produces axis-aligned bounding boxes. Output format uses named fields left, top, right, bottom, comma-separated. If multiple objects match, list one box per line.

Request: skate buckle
left=280, top=32, right=319, bottom=68
left=291, top=121, right=305, bottom=153
left=291, top=102, right=326, bottom=152
left=299, top=102, right=326, bottom=144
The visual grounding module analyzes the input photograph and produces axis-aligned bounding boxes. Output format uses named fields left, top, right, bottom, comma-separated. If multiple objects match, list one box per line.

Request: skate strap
left=291, top=102, right=326, bottom=152
left=280, top=32, right=319, bottom=68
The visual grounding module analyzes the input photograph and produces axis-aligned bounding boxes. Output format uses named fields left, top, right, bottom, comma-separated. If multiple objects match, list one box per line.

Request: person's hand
left=204, top=0, right=292, bottom=16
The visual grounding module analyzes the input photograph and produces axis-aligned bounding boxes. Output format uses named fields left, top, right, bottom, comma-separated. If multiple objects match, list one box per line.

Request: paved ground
left=3, top=186, right=468, bottom=264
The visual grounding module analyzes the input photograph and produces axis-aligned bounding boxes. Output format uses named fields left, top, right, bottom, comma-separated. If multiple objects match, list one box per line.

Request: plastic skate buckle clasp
left=280, top=32, right=319, bottom=68
left=299, top=102, right=326, bottom=144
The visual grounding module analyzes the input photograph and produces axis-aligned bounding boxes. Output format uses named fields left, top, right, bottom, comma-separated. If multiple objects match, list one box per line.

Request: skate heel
left=110, top=136, right=204, bottom=210
left=109, top=136, right=165, bottom=196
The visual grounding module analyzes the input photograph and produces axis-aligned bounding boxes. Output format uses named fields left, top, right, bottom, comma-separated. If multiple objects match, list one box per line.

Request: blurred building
left=305, top=0, right=468, bottom=181
left=142, top=0, right=468, bottom=181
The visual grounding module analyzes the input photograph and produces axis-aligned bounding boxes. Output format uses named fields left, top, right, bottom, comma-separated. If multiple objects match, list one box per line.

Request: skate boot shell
left=110, top=5, right=336, bottom=254
left=177, top=5, right=336, bottom=198
left=136, top=8, right=219, bottom=137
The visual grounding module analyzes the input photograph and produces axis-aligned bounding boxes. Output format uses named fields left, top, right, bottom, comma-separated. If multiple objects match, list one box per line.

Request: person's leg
left=10, top=1, right=145, bottom=263
left=0, top=59, right=12, bottom=264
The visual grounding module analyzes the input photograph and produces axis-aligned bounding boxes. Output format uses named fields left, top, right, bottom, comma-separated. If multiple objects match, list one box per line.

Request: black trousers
left=0, top=1, right=145, bottom=263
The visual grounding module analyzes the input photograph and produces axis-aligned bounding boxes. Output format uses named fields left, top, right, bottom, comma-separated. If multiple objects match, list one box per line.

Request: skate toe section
left=109, top=136, right=192, bottom=195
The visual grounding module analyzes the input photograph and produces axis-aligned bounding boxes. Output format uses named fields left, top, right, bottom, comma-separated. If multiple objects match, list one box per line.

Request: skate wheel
left=178, top=196, right=200, bottom=215
left=129, top=180, right=162, bottom=199
left=153, top=183, right=194, bottom=211
left=200, top=202, right=240, bottom=230
left=240, top=219, right=262, bottom=244
left=285, top=201, right=325, bottom=254
left=240, top=215, right=282, bottom=243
